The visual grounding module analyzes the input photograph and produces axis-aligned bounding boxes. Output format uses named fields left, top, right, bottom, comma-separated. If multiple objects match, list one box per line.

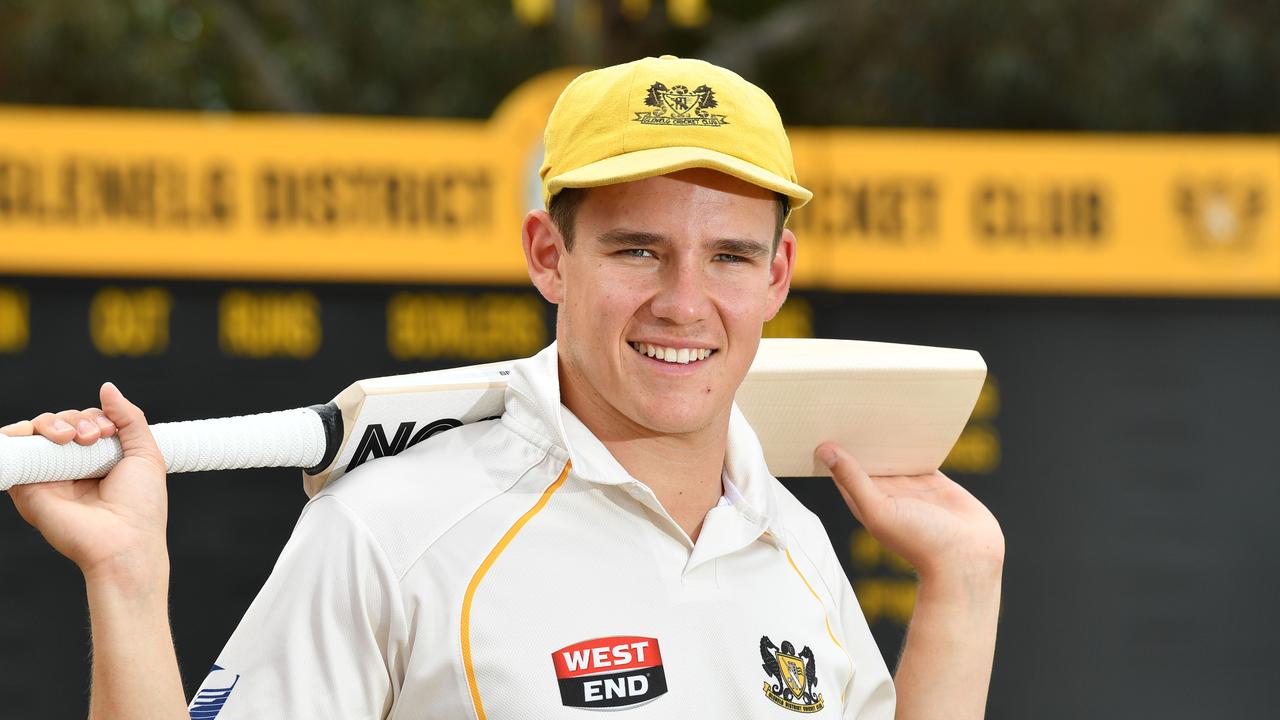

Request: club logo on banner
left=551, top=635, right=668, bottom=709
left=1173, top=178, right=1267, bottom=252
left=760, top=636, right=824, bottom=714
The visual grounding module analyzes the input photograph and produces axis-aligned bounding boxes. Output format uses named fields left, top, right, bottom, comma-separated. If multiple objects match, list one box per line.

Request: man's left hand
left=816, top=443, right=1004, bottom=581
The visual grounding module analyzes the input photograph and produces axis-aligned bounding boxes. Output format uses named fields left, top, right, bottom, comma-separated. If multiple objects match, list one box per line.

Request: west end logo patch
left=551, top=635, right=667, bottom=710
left=761, top=636, right=824, bottom=714
left=634, top=82, right=728, bottom=126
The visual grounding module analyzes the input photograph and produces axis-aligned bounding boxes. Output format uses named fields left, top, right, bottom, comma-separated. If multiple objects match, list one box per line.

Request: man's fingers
left=31, top=412, right=77, bottom=444
left=816, top=443, right=883, bottom=523
left=84, top=408, right=117, bottom=438
left=830, top=475, right=866, bottom=526
left=99, top=383, right=164, bottom=469
left=71, top=419, right=102, bottom=446
left=56, top=409, right=104, bottom=446
left=28, top=409, right=111, bottom=445
left=0, top=419, right=34, bottom=437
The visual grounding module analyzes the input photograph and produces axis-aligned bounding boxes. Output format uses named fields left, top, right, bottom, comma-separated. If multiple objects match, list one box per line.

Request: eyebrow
left=596, top=229, right=773, bottom=260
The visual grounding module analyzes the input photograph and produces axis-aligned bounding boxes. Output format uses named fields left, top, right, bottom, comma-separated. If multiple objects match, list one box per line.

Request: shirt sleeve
left=187, top=495, right=405, bottom=720
left=822, top=535, right=897, bottom=720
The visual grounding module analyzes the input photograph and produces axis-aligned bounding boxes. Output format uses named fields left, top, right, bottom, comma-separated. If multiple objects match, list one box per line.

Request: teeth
left=631, top=342, right=714, bottom=364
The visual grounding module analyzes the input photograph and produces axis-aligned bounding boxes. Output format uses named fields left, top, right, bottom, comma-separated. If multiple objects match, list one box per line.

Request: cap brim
left=546, top=146, right=813, bottom=210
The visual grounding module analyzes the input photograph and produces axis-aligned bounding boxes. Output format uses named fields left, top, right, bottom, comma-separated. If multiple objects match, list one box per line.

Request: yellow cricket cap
left=540, top=55, right=812, bottom=211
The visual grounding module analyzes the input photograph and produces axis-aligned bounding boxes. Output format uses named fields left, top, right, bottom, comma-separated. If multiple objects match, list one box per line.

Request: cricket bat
left=0, top=339, right=987, bottom=495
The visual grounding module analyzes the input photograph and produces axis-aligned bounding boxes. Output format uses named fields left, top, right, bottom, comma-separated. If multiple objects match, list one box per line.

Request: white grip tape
left=0, top=408, right=328, bottom=491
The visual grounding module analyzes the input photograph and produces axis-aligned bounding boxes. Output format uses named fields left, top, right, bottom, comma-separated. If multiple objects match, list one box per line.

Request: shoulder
left=769, top=477, right=839, bottom=554
left=313, top=417, right=556, bottom=577
left=766, top=477, right=856, bottom=596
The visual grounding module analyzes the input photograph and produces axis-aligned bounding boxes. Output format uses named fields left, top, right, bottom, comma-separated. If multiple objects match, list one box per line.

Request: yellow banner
left=789, top=131, right=1280, bottom=296
left=0, top=71, right=573, bottom=285
left=1, top=69, right=1277, bottom=296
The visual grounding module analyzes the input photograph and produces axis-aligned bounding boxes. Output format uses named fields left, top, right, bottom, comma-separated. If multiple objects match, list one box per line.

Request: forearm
left=83, top=553, right=189, bottom=720
left=892, top=560, right=1002, bottom=720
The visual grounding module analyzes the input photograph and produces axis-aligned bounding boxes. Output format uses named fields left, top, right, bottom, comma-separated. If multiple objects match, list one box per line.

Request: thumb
left=100, top=382, right=165, bottom=470
left=816, top=443, right=882, bottom=526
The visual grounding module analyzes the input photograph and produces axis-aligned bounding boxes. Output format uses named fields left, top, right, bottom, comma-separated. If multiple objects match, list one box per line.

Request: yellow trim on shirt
left=785, top=547, right=855, bottom=704
left=461, top=459, right=572, bottom=720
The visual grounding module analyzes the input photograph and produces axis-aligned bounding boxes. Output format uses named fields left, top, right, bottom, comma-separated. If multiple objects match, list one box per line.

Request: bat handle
left=0, top=408, right=331, bottom=491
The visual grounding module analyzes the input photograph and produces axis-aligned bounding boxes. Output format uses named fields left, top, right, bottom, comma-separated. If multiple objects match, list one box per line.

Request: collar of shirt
left=718, top=472, right=745, bottom=507
left=503, top=342, right=788, bottom=557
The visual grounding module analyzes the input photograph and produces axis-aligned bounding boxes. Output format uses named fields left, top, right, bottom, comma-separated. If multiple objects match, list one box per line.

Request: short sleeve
left=820, top=535, right=896, bottom=720
left=187, top=495, right=405, bottom=720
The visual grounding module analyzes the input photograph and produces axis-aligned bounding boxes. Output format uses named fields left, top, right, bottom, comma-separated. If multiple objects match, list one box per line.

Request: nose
left=648, top=258, right=710, bottom=325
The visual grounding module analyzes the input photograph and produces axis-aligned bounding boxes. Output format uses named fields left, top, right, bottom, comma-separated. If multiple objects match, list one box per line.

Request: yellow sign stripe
left=461, top=459, right=571, bottom=720
left=789, top=131, right=1280, bottom=296
left=1, top=68, right=1277, bottom=296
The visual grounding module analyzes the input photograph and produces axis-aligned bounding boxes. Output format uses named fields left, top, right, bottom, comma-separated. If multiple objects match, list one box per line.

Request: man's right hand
left=3, top=382, right=170, bottom=586
left=5, top=383, right=189, bottom=718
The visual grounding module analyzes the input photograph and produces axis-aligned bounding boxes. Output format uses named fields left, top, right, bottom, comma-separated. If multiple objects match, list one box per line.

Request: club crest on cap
left=634, top=82, right=728, bottom=126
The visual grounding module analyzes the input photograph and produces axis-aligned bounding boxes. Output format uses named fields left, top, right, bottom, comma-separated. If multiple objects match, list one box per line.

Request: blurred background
left=1, top=0, right=1278, bottom=717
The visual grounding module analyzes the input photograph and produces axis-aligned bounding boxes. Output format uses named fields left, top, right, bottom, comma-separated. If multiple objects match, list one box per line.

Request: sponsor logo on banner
left=1174, top=179, right=1267, bottom=252
left=551, top=636, right=667, bottom=709
left=188, top=665, right=240, bottom=719
left=634, top=82, right=728, bottom=126
left=760, top=636, right=824, bottom=713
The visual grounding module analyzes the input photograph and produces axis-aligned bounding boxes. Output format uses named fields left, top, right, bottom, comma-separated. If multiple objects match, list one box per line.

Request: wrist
left=913, top=530, right=1005, bottom=585
left=82, top=547, right=171, bottom=604
left=916, top=555, right=1003, bottom=607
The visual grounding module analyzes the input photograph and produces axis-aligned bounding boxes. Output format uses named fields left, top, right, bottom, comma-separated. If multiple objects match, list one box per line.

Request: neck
left=600, top=424, right=728, bottom=542
left=559, top=362, right=728, bottom=542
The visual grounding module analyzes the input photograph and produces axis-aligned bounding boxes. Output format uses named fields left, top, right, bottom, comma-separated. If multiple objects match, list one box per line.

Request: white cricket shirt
left=190, top=342, right=895, bottom=719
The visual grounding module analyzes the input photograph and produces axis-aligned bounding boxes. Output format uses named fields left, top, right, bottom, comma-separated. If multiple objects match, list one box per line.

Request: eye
left=622, top=248, right=656, bottom=258
left=714, top=253, right=749, bottom=263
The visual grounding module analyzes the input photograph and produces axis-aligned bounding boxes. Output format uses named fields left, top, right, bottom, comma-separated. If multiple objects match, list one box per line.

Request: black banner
left=0, top=277, right=1277, bottom=718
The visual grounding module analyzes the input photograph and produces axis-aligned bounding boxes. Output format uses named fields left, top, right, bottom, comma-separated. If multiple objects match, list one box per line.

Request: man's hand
left=3, top=383, right=188, bottom=719
left=5, top=382, right=169, bottom=586
left=817, top=442, right=1003, bottom=720
left=815, top=443, right=1003, bottom=580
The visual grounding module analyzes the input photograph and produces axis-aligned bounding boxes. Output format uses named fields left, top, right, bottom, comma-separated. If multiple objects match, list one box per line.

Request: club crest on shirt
left=761, top=636, right=824, bottom=713
left=634, top=82, right=729, bottom=126
left=551, top=635, right=668, bottom=709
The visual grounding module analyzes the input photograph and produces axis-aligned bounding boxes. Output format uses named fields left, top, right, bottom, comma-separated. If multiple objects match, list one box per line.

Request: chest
left=391, top=492, right=855, bottom=718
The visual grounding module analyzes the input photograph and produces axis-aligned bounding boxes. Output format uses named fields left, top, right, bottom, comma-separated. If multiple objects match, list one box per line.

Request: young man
left=5, top=56, right=1003, bottom=719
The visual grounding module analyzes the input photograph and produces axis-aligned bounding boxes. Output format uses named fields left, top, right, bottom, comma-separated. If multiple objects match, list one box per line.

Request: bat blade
left=738, top=338, right=987, bottom=478
left=302, top=338, right=987, bottom=496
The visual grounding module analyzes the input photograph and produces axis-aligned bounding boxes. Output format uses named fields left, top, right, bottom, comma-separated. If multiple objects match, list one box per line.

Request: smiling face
left=523, top=168, right=796, bottom=442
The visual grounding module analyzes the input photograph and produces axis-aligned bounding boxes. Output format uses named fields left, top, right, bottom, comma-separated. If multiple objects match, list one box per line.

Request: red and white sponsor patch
left=551, top=636, right=667, bottom=709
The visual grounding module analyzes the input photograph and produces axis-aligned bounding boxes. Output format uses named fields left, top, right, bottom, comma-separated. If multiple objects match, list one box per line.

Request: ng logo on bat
left=346, top=419, right=461, bottom=472
left=345, top=415, right=499, bottom=472
left=551, top=636, right=667, bottom=709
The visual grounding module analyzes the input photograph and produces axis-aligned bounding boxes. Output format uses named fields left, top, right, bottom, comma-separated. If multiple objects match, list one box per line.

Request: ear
left=522, top=210, right=566, bottom=304
left=763, top=228, right=797, bottom=321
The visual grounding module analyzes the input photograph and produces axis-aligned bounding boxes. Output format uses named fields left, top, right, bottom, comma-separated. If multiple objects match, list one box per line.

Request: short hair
left=549, top=187, right=789, bottom=252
